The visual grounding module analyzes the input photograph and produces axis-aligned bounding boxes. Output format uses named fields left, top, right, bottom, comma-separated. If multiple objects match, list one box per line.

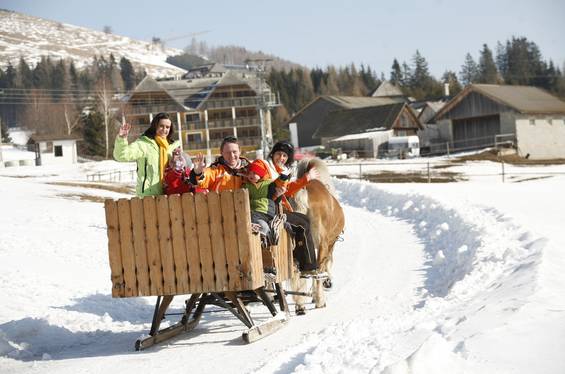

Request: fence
left=86, top=169, right=136, bottom=182
left=326, top=160, right=565, bottom=183
left=425, top=133, right=516, bottom=157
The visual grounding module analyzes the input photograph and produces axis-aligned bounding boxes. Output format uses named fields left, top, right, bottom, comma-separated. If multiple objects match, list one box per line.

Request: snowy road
left=0, top=175, right=426, bottom=374
left=2, top=161, right=565, bottom=373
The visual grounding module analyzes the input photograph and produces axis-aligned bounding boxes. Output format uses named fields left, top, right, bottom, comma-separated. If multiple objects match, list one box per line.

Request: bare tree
left=63, top=101, right=81, bottom=135
left=96, top=79, right=114, bottom=159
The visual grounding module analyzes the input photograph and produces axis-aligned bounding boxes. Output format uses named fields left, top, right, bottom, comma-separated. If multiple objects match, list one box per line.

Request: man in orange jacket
left=190, top=136, right=250, bottom=192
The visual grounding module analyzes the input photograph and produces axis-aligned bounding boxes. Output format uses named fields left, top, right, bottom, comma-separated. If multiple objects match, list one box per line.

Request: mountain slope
left=0, top=9, right=187, bottom=77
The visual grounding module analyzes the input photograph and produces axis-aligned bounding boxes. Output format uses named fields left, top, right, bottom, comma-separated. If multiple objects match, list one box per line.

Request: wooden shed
left=314, top=102, right=422, bottom=146
left=27, top=134, right=80, bottom=166
left=285, top=96, right=404, bottom=148
left=434, top=84, right=565, bottom=158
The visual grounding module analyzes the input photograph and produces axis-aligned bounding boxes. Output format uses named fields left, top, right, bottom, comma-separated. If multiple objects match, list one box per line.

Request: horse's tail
left=296, top=158, right=335, bottom=196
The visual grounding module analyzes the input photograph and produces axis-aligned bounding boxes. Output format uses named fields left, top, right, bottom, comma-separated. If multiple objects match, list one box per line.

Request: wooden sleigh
left=104, top=189, right=293, bottom=350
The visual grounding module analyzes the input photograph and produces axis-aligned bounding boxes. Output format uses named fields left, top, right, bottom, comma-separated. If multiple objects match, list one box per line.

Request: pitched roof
left=131, top=74, right=255, bottom=110
left=370, top=80, right=404, bottom=97
left=436, top=84, right=565, bottom=119
left=29, top=134, right=81, bottom=142
left=285, top=95, right=404, bottom=125
left=314, top=102, right=418, bottom=138
left=324, top=95, right=403, bottom=108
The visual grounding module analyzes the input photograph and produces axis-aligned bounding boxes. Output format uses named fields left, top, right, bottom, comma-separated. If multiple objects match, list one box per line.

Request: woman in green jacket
left=113, top=112, right=181, bottom=196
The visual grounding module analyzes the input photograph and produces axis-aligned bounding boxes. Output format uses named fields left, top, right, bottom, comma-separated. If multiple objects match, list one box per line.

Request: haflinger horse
left=290, top=158, right=345, bottom=314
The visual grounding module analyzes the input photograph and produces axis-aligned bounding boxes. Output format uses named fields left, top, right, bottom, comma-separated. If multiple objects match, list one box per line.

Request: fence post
left=427, top=162, right=431, bottom=183
left=501, top=160, right=505, bottom=183
left=359, top=163, right=363, bottom=179
left=446, top=142, right=450, bottom=158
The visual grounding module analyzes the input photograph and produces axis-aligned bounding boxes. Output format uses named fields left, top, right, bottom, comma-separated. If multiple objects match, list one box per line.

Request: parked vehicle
left=386, top=136, right=420, bottom=158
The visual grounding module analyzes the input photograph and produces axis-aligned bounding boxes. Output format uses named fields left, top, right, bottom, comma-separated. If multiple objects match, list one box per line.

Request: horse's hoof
left=315, top=303, right=326, bottom=309
left=323, top=279, right=333, bottom=289
left=295, top=306, right=306, bottom=316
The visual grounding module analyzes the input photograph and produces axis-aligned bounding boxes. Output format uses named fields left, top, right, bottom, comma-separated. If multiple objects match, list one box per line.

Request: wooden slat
left=220, top=191, right=242, bottom=290
left=168, top=194, right=190, bottom=294
left=195, top=193, right=215, bottom=291
left=117, top=199, right=138, bottom=296
left=156, top=195, right=176, bottom=295
left=274, top=228, right=292, bottom=282
left=143, top=197, right=164, bottom=295
left=181, top=193, right=201, bottom=292
left=233, top=189, right=262, bottom=290
left=207, top=191, right=229, bottom=291
left=130, top=198, right=150, bottom=295
left=104, top=200, right=125, bottom=297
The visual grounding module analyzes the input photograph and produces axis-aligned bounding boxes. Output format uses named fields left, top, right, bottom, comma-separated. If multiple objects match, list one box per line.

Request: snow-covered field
left=1, top=158, right=564, bottom=373
left=0, top=9, right=186, bottom=77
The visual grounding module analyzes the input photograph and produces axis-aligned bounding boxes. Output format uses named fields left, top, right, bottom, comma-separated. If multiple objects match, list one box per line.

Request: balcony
left=184, top=136, right=262, bottom=150
left=127, top=104, right=181, bottom=115
left=202, top=97, right=260, bottom=110
left=184, top=117, right=260, bottom=131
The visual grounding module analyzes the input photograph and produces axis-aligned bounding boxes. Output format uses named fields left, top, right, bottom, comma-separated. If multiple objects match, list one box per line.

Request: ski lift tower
left=245, top=58, right=280, bottom=158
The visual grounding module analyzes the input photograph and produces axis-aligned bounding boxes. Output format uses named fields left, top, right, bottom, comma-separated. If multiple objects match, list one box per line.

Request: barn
left=434, top=84, right=565, bottom=158
left=285, top=96, right=404, bottom=148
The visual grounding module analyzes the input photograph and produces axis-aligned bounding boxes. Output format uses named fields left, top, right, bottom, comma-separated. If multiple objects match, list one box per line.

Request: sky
left=1, top=0, right=564, bottom=77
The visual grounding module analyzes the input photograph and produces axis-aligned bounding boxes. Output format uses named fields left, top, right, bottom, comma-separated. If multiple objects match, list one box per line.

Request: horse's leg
left=323, top=254, right=333, bottom=289
left=312, top=239, right=329, bottom=308
left=291, top=261, right=308, bottom=315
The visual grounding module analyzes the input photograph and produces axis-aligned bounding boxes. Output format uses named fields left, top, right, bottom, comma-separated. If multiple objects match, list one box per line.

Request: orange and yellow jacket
left=257, top=159, right=309, bottom=197
left=189, top=157, right=250, bottom=192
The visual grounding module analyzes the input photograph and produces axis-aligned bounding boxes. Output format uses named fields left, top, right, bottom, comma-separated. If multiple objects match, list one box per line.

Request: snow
left=0, top=10, right=185, bottom=78
left=1, top=158, right=565, bottom=373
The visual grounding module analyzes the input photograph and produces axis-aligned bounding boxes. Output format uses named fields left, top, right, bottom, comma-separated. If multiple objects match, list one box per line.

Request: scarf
left=154, top=136, right=169, bottom=183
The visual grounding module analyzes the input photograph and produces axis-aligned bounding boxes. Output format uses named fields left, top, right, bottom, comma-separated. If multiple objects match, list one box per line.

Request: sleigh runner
left=104, top=189, right=293, bottom=349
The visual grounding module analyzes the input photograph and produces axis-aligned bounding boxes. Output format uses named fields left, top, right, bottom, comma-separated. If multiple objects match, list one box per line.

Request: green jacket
left=244, top=180, right=276, bottom=216
left=113, top=135, right=180, bottom=197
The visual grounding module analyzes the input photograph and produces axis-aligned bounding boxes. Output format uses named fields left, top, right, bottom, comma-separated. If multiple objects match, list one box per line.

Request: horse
left=289, top=158, right=345, bottom=314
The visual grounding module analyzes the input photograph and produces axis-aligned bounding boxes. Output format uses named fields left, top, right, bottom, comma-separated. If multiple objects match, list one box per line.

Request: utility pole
left=245, top=58, right=279, bottom=158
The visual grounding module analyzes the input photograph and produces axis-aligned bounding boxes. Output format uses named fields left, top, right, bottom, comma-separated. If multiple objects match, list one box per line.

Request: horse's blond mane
left=293, top=158, right=335, bottom=214
left=296, top=158, right=335, bottom=196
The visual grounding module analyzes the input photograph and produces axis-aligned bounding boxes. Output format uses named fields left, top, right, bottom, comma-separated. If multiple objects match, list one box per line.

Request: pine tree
left=17, top=57, right=33, bottom=89
left=51, top=60, right=69, bottom=102
left=460, top=53, right=479, bottom=86
left=505, top=37, right=531, bottom=85
left=1, top=119, right=12, bottom=143
left=69, top=61, right=79, bottom=95
left=119, top=57, right=136, bottom=91
left=360, top=64, right=378, bottom=93
left=478, top=44, right=499, bottom=83
left=32, top=56, right=53, bottom=88
left=401, top=62, right=412, bottom=88
left=309, top=67, right=324, bottom=94
left=390, top=59, right=402, bottom=85
left=495, top=41, right=507, bottom=81
left=1, top=64, right=18, bottom=126
left=82, top=110, right=106, bottom=157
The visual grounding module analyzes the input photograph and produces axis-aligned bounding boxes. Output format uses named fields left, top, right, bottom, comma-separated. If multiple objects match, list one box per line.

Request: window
left=185, top=113, right=200, bottom=123
left=186, top=133, right=202, bottom=144
left=54, top=145, right=63, bottom=157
